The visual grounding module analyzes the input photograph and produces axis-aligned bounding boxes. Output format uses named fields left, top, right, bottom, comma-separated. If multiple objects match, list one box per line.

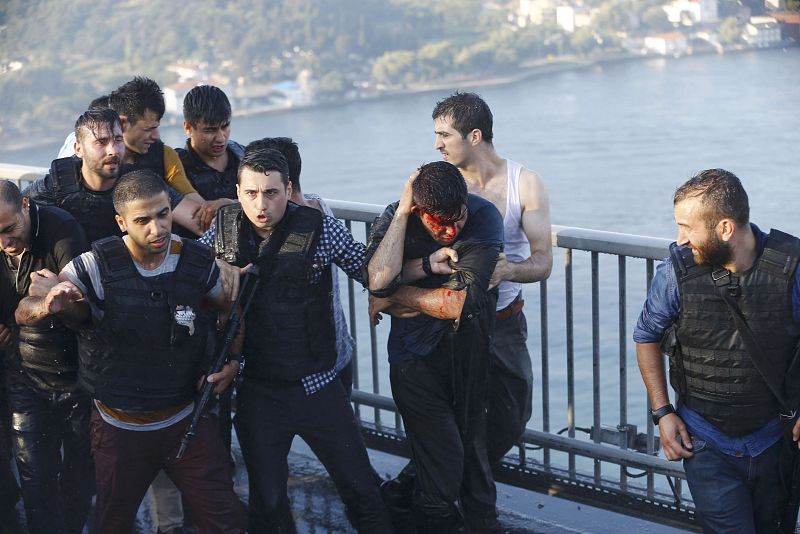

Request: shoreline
left=0, top=42, right=795, bottom=155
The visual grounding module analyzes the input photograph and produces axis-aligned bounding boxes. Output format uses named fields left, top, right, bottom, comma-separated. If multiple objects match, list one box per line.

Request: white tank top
left=497, top=160, right=530, bottom=310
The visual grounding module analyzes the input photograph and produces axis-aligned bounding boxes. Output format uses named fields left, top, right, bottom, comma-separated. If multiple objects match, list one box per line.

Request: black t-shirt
left=365, top=194, right=503, bottom=363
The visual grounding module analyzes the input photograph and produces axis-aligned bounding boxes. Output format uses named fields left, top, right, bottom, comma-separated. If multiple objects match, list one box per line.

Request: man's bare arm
left=17, top=280, right=89, bottom=328
left=173, top=197, right=204, bottom=236
left=367, top=173, right=416, bottom=290
left=636, top=342, right=692, bottom=460
left=387, top=286, right=467, bottom=321
left=490, top=168, right=552, bottom=288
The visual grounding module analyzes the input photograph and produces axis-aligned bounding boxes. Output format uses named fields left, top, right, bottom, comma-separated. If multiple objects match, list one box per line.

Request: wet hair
left=256, top=137, right=301, bottom=191
left=432, top=91, right=494, bottom=143
left=412, top=162, right=468, bottom=220
left=0, top=181, right=23, bottom=212
left=110, top=76, right=165, bottom=122
left=239, top=140, right=290, bottom=186
left=183, top=85, right=232, bottom=128
left=113, top=169, right=169, bottom=215
left=674, top=169, right=749, bottom=228
left=74, top=108, right=122, bottom=143
left=88, top=94, right=111, bottom=110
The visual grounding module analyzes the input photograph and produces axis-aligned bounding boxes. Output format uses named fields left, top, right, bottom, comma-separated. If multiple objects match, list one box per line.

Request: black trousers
left=6, top=372, right=93, bottom=534
left=390, top=347, right=498, bottom=532
left=487, top=309, right=533, bottom=465
left=234, top=368, right=391, bottom=533
left=0, top=364, right=20, bottom=525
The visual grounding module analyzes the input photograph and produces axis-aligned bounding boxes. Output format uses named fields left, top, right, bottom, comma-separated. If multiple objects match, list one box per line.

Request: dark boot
left=412, top=501, right=466, bottom=534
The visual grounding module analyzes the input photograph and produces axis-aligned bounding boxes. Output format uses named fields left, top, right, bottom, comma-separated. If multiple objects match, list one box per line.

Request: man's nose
left=151, top=128, right=161, bottom=141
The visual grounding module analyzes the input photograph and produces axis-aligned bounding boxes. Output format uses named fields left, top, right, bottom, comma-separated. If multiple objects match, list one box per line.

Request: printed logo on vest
left=174, top=305, right=196, bottom=336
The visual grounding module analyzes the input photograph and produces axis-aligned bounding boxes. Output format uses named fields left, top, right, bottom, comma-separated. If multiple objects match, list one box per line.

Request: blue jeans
left=683, top=436, right=787, bottom=534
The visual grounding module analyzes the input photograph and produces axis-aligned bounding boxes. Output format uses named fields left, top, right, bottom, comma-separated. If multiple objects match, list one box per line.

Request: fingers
left=658, top=414, right=693, bottom=460
left=208, top=361, right=238, bottom=394
left=215, top=259, right=241, bottom=302
left=0, top=325, right=13, bottom=350
left=792, top=418, right=800, bottom=445
left=29, top=269, right=59, bottom=297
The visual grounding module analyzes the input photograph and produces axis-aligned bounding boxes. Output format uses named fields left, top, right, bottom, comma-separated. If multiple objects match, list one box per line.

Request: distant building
left=771, top=11, right=800, bottom=40
left=517, top=0, right=557, bottom=27
left=164, top=80, right=235, bottom=118
left=742, top=16, right=782, bottom=46
left=663, top=0, right=719, bottom=26
left=556, top=5, right=592, bottom=33
left=644, top=32, right=690, bottom=55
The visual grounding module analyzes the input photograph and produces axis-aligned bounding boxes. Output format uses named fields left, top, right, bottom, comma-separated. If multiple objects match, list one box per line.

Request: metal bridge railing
left=326, top=199, right=696, bottom=531
left=2, top=165, right=696, bottom=530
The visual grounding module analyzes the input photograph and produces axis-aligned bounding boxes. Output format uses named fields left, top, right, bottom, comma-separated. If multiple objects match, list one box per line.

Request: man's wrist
left=650, top=403, right=675, bottom=425
left=422, top=254, right=434, bottom=276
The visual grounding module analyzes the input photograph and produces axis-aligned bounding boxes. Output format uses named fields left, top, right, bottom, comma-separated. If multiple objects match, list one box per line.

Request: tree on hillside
left=719, top=17, right=741, bottom=44
left=642, top=5, right=673, bottom=32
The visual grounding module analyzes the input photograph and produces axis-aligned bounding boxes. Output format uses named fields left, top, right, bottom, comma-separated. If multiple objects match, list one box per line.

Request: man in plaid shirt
left=200, top=140, right=391, bottom=533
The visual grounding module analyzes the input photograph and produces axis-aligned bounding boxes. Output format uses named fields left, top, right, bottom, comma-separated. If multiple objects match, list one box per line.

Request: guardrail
left=3, top=165, right=697, bottom=530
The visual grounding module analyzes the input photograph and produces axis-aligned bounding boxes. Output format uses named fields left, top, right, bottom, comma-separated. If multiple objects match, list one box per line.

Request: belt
left=496, top=298, right=524, bottom=321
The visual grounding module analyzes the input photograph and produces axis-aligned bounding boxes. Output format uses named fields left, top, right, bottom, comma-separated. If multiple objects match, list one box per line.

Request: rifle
left=176, top=265, right=261, bottom=460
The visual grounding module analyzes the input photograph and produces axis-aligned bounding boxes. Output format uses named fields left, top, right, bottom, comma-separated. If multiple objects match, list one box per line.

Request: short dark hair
left=75, top=108, right=122, bottom=143
left=0, top=181, right=23, bottom=212
left=413, top=162, right=468, bottom=220
left=432, top=91, right=494, bottom=143
left=256, top=137, right=301, bottom=191
left=674, top=169, right=750, bottom=228
left=88, top=94, right=111, bottom=110
left=110, top=77, right=165, bottom=122
left=113, top=169, right=169, bottom=214
left=183, top=85, right=232, bottom=128
left=239, top=141, right=290, bottom=186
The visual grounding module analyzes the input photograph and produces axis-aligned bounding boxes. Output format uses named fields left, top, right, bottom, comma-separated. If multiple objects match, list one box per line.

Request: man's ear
left=115, top=214, right=126, bottom=233
left=183, top=120, right=192, bottom=136
left=119, top=115, right=130, bottom=131
left=718, top=218, right=736, bottom=242
left=469, top=128, right=482, bottom=146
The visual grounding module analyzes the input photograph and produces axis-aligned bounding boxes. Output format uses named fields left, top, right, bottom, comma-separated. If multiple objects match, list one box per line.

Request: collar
left=28, top=200, right=44, bottom=256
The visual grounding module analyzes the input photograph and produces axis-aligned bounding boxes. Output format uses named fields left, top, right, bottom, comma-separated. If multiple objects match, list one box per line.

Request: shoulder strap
left=267, top=205, right=323, bottom=280
left=714, top=276, right=794, bottom=415
left=669, top=242, right=710, bottom=282
left=92, top=236, right=137, bottom=283
left=759, top=229, right=800, bottom=280
left=172, top=239, right=215, bottom=303
left=215, top=202, right=244, bottom=265
left=49, top=156, right=81, bottom=200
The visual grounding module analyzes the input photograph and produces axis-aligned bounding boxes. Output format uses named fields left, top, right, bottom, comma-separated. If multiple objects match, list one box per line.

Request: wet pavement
left=10, top=434, right=689, bottom=533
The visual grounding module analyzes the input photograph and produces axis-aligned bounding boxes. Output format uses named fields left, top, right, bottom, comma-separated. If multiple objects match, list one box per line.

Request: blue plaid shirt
left=199, top=203, right=363, bottom=395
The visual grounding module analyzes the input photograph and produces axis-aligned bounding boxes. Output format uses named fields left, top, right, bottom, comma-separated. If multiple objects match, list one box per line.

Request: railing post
left=565, top=248, right=576, bottom=476
left=618, top=255, right=628, bottom=492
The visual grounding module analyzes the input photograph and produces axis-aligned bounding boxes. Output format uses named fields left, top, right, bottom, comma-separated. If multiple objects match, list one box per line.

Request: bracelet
left=421, top=254, right=434, bottom=276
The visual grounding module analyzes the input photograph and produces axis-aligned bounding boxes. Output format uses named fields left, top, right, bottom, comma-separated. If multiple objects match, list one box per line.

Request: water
left=3, top=47, right=799, bottom=477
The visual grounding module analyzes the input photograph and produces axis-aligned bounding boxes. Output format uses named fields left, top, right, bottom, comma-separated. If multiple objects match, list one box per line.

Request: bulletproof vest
left=49, top=156, right=120, bottom=243
left=215, top=202, right=337, bottom=381
left=177, top=141, right=243, bottom=201
left=78, top=237, right=214, bottom=411
left=670, top=229, right=800, bottom=436
left=119, top=139, right=166, bottom=178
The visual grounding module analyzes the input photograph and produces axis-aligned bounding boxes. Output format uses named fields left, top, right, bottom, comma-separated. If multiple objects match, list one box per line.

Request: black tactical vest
left=215, top=202, right=337, bottom=381
left=119, top=139, right=166, bottom=178
left=177, top=141, right=243, bottom=201
left=49, top=157, right=120, bottom=244
left=78, top=237, right=214, bottom=410
left=670, top=229, right=800, bottom=436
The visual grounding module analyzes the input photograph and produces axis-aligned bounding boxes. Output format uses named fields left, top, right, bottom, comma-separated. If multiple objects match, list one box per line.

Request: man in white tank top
left=433, top=91, right=553, bottom=465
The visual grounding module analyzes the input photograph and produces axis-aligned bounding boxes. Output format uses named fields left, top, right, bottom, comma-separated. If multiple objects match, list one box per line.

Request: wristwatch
left=650, top=404, right=675, bottom=425
left=421, top=254, right=434, bottom=276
